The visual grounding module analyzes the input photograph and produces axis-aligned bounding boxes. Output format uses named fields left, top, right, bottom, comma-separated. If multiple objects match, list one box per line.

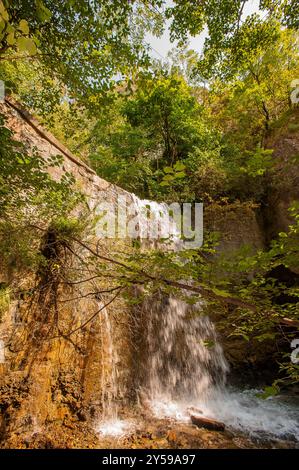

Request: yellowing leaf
left=0, top=1, right=9, bottom=22
left=16, top=36, right=27, bottom=51
left=25, top=38, right=37, bottom=54
left=0, top=18, right=5, bottom=33
left=18, top=19, right=29, bottom=35
left=16, top=36, right=37, bottom=54
left=6, top=31, right=15, bottom=45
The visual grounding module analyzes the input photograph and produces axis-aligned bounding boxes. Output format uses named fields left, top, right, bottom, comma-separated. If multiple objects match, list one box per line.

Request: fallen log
left=190, top=415, right=225, bottom=432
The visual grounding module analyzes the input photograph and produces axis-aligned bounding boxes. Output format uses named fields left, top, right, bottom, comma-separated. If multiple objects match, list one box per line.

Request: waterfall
left=99, top=304, right=118, bottom=419
left=96, top=300, right=135, bottom=437
left=131, top=196, right=299, bottom=441
left=131, top=195, right=228, bottom=402
left=144, top=294, right=229, bottom=403
left=97, top=194, right=299, bottom=441
left=130, top=194, right=183, bottom=249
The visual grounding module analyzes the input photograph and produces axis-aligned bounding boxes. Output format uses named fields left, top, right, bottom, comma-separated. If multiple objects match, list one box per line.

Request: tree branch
left=27, top=225, right=262, bottom=313
left=58, top=285, right=122, bottom=303
left=71, top=236, right=259, bottom=312
left=50, top=288, right=123, bottom=339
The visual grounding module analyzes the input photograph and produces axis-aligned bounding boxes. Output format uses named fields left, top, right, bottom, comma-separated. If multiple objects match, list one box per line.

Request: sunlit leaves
left=0, top=1, right=38, bottom=55
left=35, top=0, right=52, bottom=23
left=167, top=0, right=297, bottom=80
left=160, top=161, right=186, bottom=186
left=241, top=148, right=273, bottom=177
left=0, top=1, right=8, bottom=22
left=18, top=19, right=29, bottom=35
left=0, top=1, right=165, bottom=108
left=16, top=36, right=37, bottom=54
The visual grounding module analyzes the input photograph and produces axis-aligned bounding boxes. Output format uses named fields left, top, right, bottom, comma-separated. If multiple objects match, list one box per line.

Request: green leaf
left=35, top=0, right=52, bottom=23
left=175, top=171, right=186, bottom=179
left=18, top=19, right=29, bottom=35
left=174, top=161, right=186, bottom=171
left=0, top=2, right=9, bottom=22
left=254, top=332, right=276, bottom=342
left=230, top=332, right=250, bottom=341
left=202, top=340, right=215, bottom=349
left=26, top=38, right=37, bottom=55
left=0, top=18, right=5, bottom=33
left=6, top=31, right=15, bottom=45
left=163, top=166, right=174, bottom=174
left=5, top=23, right=13, bottom=33
left=16, top=36, right=27, bottom=51
left=162, top=174, right=174, bottom=182
left=16, top=37, right=37, bottom=54
left=256, top=385, right=280, bottom=399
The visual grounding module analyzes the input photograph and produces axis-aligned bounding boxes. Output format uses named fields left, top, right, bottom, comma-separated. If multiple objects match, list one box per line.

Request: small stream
left=149, top=388, right=299, bottom=442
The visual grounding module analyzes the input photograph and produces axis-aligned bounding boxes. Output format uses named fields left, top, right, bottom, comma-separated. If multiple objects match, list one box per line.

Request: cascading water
left=96, top=301, right=134, bottom=437
left=133, top=196, right=299, bottom=442
left=144, top=294, right=229, bottom=402
left=143, top=292, right=299, bottom=441
left=132, top=195, right=228, bottom=403
left=97, top=194, right=299, bottom=441
left=99, top=304, right=118, bottom=419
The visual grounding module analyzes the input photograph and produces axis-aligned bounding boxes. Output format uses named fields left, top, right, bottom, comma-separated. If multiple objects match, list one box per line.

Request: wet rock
left=77, top=410, right=88, bottom=422
left=166, top=430, right=177, bottom=443
left=190, top=415, right=225, bottom=432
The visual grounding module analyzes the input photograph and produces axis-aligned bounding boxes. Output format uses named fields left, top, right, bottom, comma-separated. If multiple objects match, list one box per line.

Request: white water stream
left=97, top=196, right=299, bottom=442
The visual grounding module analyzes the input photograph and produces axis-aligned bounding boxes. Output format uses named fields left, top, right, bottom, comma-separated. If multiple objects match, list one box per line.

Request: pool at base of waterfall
left=148, top=387, right=299, bottom=443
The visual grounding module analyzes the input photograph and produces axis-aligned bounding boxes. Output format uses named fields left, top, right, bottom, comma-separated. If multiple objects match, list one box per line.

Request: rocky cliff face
left=0, top=99, right=136, bottom=447
left=264, top=109, right=299, bottom=244
left=205, top=109, right=299, bottom=379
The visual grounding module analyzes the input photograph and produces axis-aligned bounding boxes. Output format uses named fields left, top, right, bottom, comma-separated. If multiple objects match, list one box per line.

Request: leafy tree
left=0, top=0, right=164, bottom=108
left=0, top=0, right=39, bottom=56
left=123, top=73, right=213, bottom=166
left=209, top=30, right=299, bottom=142
left=274, top=0, right=299, bottom=29
left=167, top=0, right=298, bottom=80
left=83, top=73, right=224, bottom=201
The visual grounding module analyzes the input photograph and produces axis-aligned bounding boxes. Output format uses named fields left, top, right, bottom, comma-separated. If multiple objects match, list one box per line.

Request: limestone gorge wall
left=0, top=99, right=137, bottom=447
